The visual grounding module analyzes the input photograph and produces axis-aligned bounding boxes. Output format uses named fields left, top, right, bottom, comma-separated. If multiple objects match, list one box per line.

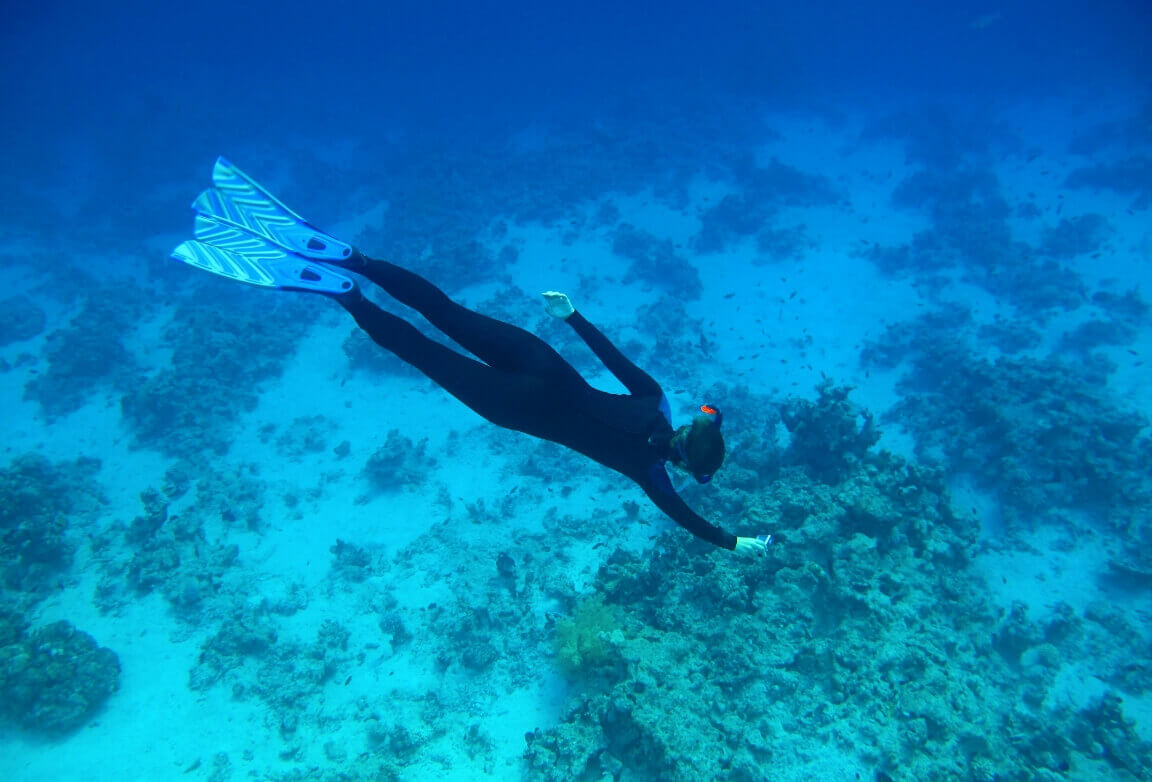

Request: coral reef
left=1068, top=101, right=1152, bottom=155
left=362, top=429, right=437, bottom=493
left=630, top=296, right=712, bottom=389
left=1040, top=213, right=1111, bottom=259
left=348, top=101, right=744, bottom=282
left=612, top=224, right=701, bottom=299
left=195, top=463, right=267, bottom=532
left=861, top=295, right=1151, bottom=549
left=1058, top=317, right=1139, bottom=356
left=120, top=286, right=316, bottom=459
left=330, top=539, right=375, bottom=583
left=694, top=157, right=837, bottom=254
left=1068, top=693, right=1152, bottom=778
left=1066, top=156, right=1152, bottom=210
left=93, top=472, right=244, bottom=619
left=694, top=193, right=771, bottom=254
left=862, top=106, right=1022, bottom=169
left=0, top=453, right=103, bottom=597
left=1092, top=288, right=1149, bottom=322
left=188, top=608, right=279, bottom=691
left=0, top=295, right=46, bottom=346
left=865, top=160, right=1092, bottom=323
left=754, top=224, right=813, bottom=262
left=24, top=290, right=141, bottom=419
left=887, top=348, right=1152, bottom=527
left=524, top=442, right=1146, bottom=780
left=0, top=620, right=120, bottom=733
left=1081, top=603, right=1152, bottom=695
left=779, top=380, right=879, bottom=483
left=269, top=414, right=336, bottom=460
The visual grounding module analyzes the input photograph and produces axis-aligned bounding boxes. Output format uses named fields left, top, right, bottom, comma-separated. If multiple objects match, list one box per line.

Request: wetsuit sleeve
left=567, top=311, right=661, bottom=397
left=640, top=463, right=738, bottom=550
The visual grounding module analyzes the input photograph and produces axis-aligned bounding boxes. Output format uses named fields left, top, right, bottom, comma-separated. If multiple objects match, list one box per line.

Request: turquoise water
left=1, top=2, right=1150, bottom=780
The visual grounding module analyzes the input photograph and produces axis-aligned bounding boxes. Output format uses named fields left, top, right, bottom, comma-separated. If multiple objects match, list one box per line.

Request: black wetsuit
left=339, top=258, right=737, bottom=551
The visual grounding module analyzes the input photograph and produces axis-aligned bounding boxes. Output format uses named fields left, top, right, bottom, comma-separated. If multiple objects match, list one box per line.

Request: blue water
left=2, top=1, right=1150, bottom=780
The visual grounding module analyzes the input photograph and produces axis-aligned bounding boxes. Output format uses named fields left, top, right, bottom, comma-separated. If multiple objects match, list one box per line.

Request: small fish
left=344, top=675, right=352, bottom=686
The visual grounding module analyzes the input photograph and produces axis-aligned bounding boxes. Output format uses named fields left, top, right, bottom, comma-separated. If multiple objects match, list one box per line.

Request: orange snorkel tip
left=699, top=404, right=722, bottom=430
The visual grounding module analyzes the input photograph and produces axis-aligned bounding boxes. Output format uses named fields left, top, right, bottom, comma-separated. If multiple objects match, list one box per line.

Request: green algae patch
left=553, top=594, right=625, bottom=676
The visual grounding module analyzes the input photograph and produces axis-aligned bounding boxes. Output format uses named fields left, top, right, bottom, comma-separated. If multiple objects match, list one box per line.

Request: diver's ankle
left=343, top=248, right=368, bottom=272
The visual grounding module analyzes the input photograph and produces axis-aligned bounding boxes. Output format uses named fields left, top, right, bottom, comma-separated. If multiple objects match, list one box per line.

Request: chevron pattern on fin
left=172, top=235, right=355, bottom=294
left=171, top=239, right=281, bottom=287
left=193, top=215, right=287, bottom=260
left=211, top=157, right=304, bottom=219
left=189, top=157, right=354, bottom=262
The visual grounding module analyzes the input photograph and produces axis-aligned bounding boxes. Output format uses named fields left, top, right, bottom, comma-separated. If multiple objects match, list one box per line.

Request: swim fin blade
left=171, top=217, right=355, bottom=294
left=192, top=156, right=358, bottom=264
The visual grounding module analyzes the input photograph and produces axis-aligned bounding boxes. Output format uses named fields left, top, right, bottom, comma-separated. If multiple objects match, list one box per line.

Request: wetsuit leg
left=359, top=258, right=585, bottom=387
left=339, top=292, right=548, bottom=429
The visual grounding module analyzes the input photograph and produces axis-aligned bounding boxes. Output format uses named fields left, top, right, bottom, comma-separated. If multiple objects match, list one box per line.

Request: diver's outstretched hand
left=734, top=535, right=772, bottom=556
left=542, top=291, right=575, bottom=320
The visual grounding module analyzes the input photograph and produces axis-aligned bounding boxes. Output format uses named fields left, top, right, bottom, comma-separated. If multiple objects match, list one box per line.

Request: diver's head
left=671, top=405, right=725, bottom=483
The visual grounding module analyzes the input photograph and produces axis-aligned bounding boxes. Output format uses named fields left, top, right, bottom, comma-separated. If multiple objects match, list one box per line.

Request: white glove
left=542, top=290, right=575, bottom=320
left=734, top=535, right=771, bottom=556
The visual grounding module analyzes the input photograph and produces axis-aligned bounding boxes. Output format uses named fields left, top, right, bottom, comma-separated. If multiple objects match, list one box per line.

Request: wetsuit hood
left=673, top=405, right=725, bottom=483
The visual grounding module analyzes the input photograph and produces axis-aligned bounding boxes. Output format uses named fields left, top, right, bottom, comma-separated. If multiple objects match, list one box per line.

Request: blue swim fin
left=192, top=157, right=361, bottom=265
left=170, top=215, right=355, bottom=294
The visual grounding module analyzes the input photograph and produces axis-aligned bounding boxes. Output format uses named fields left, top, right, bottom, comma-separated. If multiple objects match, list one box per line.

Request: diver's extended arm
left=640, top=464, right=738, bottom=550
left=640, top=465, right=771, bottom=555
left=542, top=291, right=661, bottom=397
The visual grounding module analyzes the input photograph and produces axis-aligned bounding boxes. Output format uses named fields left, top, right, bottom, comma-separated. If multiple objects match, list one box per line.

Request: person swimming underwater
left=171, top=158, right=771, bottom=555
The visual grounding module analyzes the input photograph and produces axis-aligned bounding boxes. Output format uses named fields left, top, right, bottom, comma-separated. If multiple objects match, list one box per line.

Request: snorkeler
left=171, top=158, right=771, bottom=555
